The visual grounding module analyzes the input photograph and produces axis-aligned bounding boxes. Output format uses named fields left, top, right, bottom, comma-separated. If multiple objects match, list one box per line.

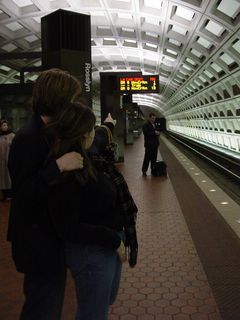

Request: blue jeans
left=20, top=268, right=66, bottom=320
left=65, top=242, right=122, bottom=320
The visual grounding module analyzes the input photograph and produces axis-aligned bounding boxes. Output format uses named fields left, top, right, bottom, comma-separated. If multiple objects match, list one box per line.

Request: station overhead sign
left=118, top=75, right=159, bottom=94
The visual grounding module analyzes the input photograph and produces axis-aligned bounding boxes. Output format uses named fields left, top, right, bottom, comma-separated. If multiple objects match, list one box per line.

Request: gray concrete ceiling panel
left=0, top=0, right=239, bottom=122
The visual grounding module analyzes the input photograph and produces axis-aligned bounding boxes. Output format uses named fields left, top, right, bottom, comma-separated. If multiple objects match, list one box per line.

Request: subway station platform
left=1, top=133, right=240, bottom=320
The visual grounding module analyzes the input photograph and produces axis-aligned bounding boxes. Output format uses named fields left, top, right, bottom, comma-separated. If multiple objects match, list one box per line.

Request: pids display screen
left=118, top=75, right=159, bottom=93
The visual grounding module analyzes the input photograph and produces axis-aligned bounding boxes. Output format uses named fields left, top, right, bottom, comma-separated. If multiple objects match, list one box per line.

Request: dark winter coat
left=142, top=121, right=159, bottom=149
left=7, top=115, right=121, bottom=275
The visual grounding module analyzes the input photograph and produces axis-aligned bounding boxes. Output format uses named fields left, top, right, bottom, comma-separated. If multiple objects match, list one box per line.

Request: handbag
left=100, top=125, right=119, bottom=162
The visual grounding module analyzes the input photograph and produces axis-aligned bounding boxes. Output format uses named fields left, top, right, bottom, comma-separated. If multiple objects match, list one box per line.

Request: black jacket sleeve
left=7, top=126, right=63, bottom=242
left=9, top=131, right=62, bottom=203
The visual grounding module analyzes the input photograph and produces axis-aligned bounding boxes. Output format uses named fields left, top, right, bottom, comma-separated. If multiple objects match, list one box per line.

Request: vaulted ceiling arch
left=0, top=0, right=239, bottom=114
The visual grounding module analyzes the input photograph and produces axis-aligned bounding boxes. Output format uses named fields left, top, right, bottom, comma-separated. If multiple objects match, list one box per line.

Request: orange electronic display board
left=118, top=75, right=159, bottom=93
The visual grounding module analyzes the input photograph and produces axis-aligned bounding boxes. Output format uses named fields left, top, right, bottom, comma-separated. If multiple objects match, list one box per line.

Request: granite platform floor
left=0, top=134, right=225, bottom=320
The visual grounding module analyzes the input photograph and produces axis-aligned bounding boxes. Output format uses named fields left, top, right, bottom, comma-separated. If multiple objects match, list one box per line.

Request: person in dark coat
left=7, top=68, right=86, bottom=320
left=46, top=102, right=138, bottom=320
left=142, top=113, right=160, bottom=176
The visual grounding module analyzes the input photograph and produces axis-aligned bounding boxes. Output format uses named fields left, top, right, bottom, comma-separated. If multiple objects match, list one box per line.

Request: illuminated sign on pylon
left=118, top=75, right=159, bottom=93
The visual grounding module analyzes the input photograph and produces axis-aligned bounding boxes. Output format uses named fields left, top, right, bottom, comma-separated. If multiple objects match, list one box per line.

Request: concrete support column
left=41, top=9, right=92, bottom=107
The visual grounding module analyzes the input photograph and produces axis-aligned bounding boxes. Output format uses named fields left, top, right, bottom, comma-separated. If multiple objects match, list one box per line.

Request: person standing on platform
left=46, top=102, right=138, bottom=320
left=0, top=119, right=15, bottom=200
left=7, top=68, right=85, bottom=320
left=142, top=113, right=160, bottom=176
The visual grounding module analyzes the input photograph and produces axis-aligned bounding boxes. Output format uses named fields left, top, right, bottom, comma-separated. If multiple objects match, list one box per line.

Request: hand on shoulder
left=56, top=151, right=84, bottom=172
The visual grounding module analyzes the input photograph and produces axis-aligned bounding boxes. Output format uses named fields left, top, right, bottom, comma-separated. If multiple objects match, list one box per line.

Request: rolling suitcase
left=152, top=160, right=167, bottom=177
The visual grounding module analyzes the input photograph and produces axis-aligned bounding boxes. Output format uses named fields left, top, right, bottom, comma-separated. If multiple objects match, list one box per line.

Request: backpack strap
left=100, top=125, right=113, bottom=145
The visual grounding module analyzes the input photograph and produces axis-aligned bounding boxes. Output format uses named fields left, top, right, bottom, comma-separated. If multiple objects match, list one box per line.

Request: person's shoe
left=142, top=172, right=147, bottom=177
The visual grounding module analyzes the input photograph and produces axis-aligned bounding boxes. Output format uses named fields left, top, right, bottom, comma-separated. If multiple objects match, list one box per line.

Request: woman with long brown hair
left=46, top=102, right=138, bottom=320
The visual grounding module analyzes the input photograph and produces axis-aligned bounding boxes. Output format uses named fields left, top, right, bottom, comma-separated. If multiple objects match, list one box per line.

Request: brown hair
left=0, top=119, right=8, bottom=126
left=47, top=102, right=96, bottom=184
left=32, top=68, right=82, bottom=116
left=0, top=119, right=9, bottom=132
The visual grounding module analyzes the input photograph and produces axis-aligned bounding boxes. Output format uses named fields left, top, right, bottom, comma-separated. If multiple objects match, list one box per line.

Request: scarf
left=91, top=155, right=138, bottom=228
left=0, top=129, right=13, bottom=136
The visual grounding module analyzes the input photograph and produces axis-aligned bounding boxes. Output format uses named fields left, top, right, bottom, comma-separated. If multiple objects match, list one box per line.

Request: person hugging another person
left=46, top=102, right=138, bottom=320
left=0, top=119, right=15, bottom=200
left=7, top=68, right=85, bottom=320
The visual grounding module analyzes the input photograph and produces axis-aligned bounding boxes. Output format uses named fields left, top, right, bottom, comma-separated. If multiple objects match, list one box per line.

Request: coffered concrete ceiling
left=0, top=0, right=239, bottom=114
